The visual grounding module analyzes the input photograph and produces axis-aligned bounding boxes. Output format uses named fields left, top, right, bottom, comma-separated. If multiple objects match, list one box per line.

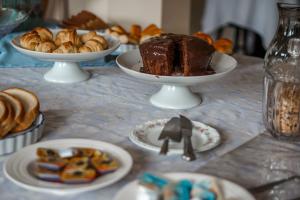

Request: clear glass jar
left=264, top=3, right=300, bottom=140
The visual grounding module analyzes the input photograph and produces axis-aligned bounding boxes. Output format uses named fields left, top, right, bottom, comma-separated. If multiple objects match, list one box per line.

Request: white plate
left=11, top=30, right=120, bottom=83
left=3, top=139, right=133, bottom=195
left=130, top=119, right=221, bottom=154
left=114, top=173, right=255, bottom=200
left=116, top=50, right=237, bottom=109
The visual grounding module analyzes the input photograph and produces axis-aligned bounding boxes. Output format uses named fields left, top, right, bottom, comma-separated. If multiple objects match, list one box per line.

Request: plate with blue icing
left=113, top=172, right=255, bottom=200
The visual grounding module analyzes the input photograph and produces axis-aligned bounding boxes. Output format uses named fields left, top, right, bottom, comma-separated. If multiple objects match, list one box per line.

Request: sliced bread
left=3, top=88, right=39, bottom=133
left=0, top=97, right=15, bottom=138
left=0, top=91, right=24, bottom=124
left=0, top=98, right=8, bottom=122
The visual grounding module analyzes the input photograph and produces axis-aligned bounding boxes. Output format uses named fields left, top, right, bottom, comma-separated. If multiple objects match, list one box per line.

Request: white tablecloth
left=0, top=55, right=265, bottom=199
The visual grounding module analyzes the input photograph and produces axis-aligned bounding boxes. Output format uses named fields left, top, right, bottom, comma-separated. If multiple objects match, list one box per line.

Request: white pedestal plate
left=116, top=50, right=237, bottom=109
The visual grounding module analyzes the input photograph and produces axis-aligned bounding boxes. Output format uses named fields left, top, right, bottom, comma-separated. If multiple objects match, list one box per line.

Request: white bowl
left=0, top=113, right=45, bottom=155
left=116, top=50, right=237, bottom=109
left=11, top=30, right=120, bottom=83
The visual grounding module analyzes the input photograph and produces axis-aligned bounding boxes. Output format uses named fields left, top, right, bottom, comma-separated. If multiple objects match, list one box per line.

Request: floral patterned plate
left=130, top=119, right=221, bottom=155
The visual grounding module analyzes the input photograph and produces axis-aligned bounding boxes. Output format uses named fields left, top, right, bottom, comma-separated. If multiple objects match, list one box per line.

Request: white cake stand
left=116, top=49, right=237, bottom=109
left=11, top=30, right=120, bottom=83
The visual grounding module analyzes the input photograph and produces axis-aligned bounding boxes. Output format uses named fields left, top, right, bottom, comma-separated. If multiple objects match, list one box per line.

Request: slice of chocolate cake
left=139, top=34, right=215, bottom=76
left=139, top=37, right=175, bottom=75
left=180, top=36, right=215, bottom=76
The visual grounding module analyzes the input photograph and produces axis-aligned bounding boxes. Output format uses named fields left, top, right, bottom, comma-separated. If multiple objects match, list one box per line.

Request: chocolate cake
left=139, top=34, right=215, bottom=76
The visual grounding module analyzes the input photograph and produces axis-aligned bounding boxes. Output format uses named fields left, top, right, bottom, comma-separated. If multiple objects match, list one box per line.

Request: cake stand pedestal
left=150, top=85, right=201, bottom=109
left=44, top=62, right=90, bottom=83
left=116, top=50, right=237, bottom=110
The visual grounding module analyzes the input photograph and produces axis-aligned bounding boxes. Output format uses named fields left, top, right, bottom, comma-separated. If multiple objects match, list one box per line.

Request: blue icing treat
left=139, top=173, right=169, bottom=189
left=192, top=181, right=217, bottom=200
left=175, top=180, right=193, bottom=200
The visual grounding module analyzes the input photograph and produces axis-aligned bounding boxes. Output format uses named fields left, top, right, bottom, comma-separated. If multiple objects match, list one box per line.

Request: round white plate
left=11, top=30, right=120, bottom=83
left=116, top=50, right=237, bottom=109
left=114, top=173, right=255, bottom=200
left=130, top=119, right=221, bottom=154
left=3, top=139, right=133, bottom=195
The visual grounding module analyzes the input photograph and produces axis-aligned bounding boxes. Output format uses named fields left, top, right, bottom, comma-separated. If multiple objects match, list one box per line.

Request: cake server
left=180, top=115, right=196, bottom=161
left=158, top=117, right=182, bottom=155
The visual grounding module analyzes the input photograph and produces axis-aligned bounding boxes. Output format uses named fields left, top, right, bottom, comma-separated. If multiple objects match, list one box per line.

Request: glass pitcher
left=263, top=3, right=300, bottom=140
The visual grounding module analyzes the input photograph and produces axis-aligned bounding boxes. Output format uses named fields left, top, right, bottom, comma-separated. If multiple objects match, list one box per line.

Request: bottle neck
left=276, top=4, right=300, bottom=38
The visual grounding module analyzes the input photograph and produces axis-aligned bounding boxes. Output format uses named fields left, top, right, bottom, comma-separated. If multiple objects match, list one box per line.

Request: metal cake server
left=158, top=117, right=182, bottom=155
left=180, top=115, right=196, bottom=161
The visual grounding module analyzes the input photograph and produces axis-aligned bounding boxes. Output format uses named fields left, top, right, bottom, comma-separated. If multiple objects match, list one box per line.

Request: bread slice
left=0, top=92, right=23, bottom=124
left=3, top=88, right=39, bottom=133
left=0, top=98, right=8, bottom=122
left=0, top=97, right=15, bottom=138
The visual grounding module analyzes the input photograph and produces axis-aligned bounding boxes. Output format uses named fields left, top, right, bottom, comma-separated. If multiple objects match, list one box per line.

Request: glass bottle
left=263, top=3, right=300, bottom=140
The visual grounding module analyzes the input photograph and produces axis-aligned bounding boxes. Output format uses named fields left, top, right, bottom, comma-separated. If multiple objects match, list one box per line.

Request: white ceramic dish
left=114, top=172, right=255, bottom=200
left=3, top=138, right=133, bottom=195
left=0, top=112, right=44, bottom=155
left=115, top=44, right=138, bottom=54
left=130, top=118, right=221, bottom=155
left=116, top=50, right=237, bottom=109
left=11, top=30, right=120, bottom=83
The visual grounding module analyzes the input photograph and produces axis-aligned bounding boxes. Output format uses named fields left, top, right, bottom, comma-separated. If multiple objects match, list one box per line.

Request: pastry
left=110, top=25, right=127, bottom=35
left=91, top=35, right=108, bottom=49
left=84, top=39, right=104, bottom=52
left=91, top=155, right=118, bottom=174
left=193, top=32, right=214, bottom=45
left=213, top=38, right=233, bottom=54
left=35, top=40, right=56, bottom=53
left=36, top=157, right=68, bottom=171
left=20, top=31, right=41, bottom=50
left=130, top=24, right=142, bottom=40
left=140, top=24, right=162, bottom=43
left=63, top=10, right=108, bottom=30
left=55, top=29, right=81, bottom=46
left=80, top=31, right=97, bottom=43
left=4, top=88, right=40, bottom=133
left=139, top=34, right=215, bottom=76
left=33, top=27, right=53, bottom=41
left=34, top=166, right=61, bottom=182
left=61, top=168, right=97, bottom=184
left=79, top=45, right=92, bottom=53
left=53, top=41, right=79, bottom=53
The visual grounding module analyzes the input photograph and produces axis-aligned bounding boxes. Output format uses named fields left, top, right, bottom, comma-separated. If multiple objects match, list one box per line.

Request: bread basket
left=0, top=112, right=45, bottom=155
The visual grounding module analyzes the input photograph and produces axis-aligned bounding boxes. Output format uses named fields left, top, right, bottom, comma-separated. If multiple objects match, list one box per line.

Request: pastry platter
left=116, top=49, right=237, bottom=109
left=11, top=30, right=120, bottom=83
left=3, top=139, right=133, bottom=195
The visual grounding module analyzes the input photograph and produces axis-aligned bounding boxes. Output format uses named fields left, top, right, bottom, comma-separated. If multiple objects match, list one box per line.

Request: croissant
left=33, top=27, right=53, bottom=41
left=90, top=35, right=108, bottom=49
left=213, top=38, right=233, bottom=54
left=110, top=25, right=127, bottom=35
left=79, top=45, right=92, bottom=53
left=80, top=31, right=97, bottom=43
left=193, top=32, right=214, bottom=45
left=84, top=39, right=104, bottom=52
left=55, top=29, right=81, bottom=46
left=53, top=41, right=78, bottom=53
left=130, top=24, right=141, bottom=40
left=20, top=31, right=41, bottom=50
left=35, top=41, right=56, bottom=53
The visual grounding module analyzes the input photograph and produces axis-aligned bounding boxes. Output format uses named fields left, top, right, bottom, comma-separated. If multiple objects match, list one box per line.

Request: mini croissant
left=20, top=31, right=41, bottom=50
left=53, top=41, right=78, bottom=53
left=80, top=31, right=97, bottom=43
left=35, top=41, right=56, bottom=53
left=84, top=39, right=104, bottom=52
left=90, top=35, right=108, bottom=49
left=33, top=27, right=53, bottom=41
left=55, top=29, right=81, bottom=46
left=79, top=46, right=92, bottom=53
